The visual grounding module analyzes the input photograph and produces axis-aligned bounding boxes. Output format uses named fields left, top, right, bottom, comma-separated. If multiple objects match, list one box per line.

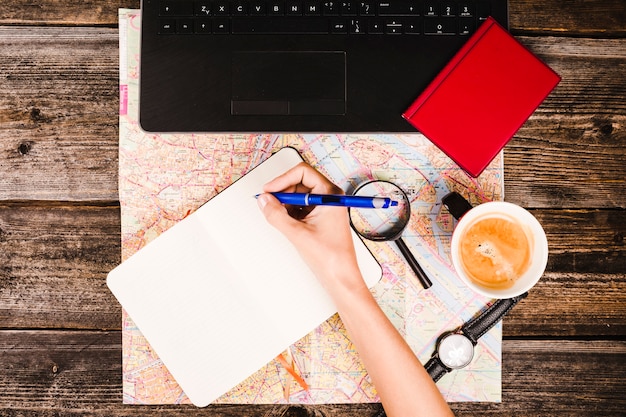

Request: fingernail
left=257, top=194, right=269, bottom=209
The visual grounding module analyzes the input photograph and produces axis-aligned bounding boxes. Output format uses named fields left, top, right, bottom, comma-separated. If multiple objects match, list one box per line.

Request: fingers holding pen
left=260, top=162, right=343, bottom=220
left=263, top=162, right=343, bottom=195
left=256, top=193, right=299, bottom=232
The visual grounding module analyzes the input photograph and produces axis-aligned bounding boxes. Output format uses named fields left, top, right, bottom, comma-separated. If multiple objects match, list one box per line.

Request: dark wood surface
left=1, top=1, right=625, bottom=415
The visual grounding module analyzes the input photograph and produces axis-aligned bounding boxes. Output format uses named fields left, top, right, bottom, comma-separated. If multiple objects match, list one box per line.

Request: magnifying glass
left=348, top=180, right=433, bottom=290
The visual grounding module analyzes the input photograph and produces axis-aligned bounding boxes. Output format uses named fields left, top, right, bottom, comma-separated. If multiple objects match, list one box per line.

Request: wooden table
left=1, top=1, right=625, bottom=415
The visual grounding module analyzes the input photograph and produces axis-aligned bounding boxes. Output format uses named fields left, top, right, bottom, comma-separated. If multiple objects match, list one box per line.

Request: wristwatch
left=373, top=295, right=527, bottom=417
left=424, top=292, right=527, bottom=382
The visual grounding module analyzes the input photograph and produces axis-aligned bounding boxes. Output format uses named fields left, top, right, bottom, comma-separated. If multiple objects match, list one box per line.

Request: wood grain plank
left=0, top=204, right=121, bottom=330
left=504, top=37, right=626, bottom=209
left=509, top=0, right=626, bottom=37
left=0, top=1, right=140, bottom=26
left=0, top=0, right=624, bottom=36
left=497, top=340, right=626, bottom=415
left=1, top=28, right=625, bottom=207
left=506, top=272, right=626, bottom=336
left=0, top=27, right=119, bottom=201
left=1, top=205, right=624, bottom=336
left=0, top=332, right=624, bottom=415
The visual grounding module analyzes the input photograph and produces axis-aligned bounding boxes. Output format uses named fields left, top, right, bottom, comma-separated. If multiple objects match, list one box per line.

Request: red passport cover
left=403, top=17, right=561, bottom=177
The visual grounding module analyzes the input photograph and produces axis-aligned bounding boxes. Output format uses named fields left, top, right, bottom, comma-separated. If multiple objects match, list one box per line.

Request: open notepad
left=107, top=147, right=382, bottom=407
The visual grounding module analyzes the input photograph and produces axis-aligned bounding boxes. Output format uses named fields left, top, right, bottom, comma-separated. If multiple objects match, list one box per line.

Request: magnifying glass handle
left=395, top=238, right=433, bottom=289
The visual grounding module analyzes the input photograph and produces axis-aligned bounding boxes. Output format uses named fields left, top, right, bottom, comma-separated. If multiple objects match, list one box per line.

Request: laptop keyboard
left=158, top=1, right=492, bottom=35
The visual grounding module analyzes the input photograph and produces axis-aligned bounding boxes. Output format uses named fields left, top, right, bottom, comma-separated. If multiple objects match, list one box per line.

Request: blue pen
left=258, top=192, right=399, bottom=209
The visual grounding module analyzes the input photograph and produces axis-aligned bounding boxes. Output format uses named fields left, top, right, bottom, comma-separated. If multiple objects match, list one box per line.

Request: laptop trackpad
left=231, top=51, right=346, bottom=116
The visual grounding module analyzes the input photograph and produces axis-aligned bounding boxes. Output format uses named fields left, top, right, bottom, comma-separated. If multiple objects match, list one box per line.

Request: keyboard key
left=195, top=2, right=212, bottom=16
left=359, top=1, right=374, bottom=15
left=214, top=18, right=230, bottom=32
left=367, top=18, right=383, bottom=34
left=286, top=1, right=303, bottom=15
left=331, top=19, right=348, bottom=33
left=424, top=19, right=456, bottom=34
left=385, top=19, right=403, bottom=34
left=459, top=3, right=473, bottom=17
left=250, top=2, right=267, bottom=14
left=195, top=18, right=212, bottom=33
left=158, top=18, right=177, bottom=33
left=305, top=1, right=322, bottom=15
left=269, top=1, right=285, bottom=14
left=349, top=18, right=365, bottom=33
left=378, top=1, right=419, bottom=16
left=441, top=3, right=456, bottom=16
left=178, top=19, right=194, bottom=33
left=340, top=1, right=357, bottom=16
left=232, top=17, right=329, bottom=33
left=459, top=17, right=474, bottom=34
left=477, top=2, right=491, bottom=20
left=423, top=2, right=438, bottom=16
left=233, top=2, right=248, bottom=14
left=160, top=1, right=194, bottom=16
left=404, top=18, right=421, bottom=34
left=214, top=2, right=230, bottom=15
left=323, top=1, right=339, bottom=16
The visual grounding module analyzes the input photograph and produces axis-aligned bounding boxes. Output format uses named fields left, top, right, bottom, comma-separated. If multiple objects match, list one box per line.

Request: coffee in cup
left=450, top=201, right=548, bottom=299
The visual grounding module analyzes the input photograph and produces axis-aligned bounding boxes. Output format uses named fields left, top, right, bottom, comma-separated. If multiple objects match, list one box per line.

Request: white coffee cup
left=450, top=201, right=548, bottom=299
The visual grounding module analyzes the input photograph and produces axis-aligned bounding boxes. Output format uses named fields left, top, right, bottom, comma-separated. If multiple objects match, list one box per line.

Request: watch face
left=438, top=333, right=474, bottom=369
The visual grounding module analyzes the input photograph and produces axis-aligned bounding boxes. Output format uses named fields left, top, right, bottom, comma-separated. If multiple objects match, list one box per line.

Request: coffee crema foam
left=459, top=216, right=532, bottom=289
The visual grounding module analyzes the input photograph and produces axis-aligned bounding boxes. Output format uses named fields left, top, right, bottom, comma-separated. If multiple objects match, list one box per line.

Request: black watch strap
left=424, top=356, right=449, bottom=382
left=462, top=292, right=528, bottom=344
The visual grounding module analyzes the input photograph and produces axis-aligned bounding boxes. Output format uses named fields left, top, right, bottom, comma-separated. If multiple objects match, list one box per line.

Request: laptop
left=139, top=0, right=508, bottom=132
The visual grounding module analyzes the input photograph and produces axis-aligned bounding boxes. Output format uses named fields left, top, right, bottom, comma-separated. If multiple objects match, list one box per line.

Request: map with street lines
left=118, top=9, right=505, bottom=404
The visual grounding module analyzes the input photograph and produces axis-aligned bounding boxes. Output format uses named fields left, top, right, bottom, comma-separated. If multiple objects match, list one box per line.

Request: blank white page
left=107, top=147, right=382, bottom=407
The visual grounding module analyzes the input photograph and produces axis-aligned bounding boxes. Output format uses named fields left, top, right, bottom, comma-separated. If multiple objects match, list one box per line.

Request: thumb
left=257, top=193, right=300, bottom=236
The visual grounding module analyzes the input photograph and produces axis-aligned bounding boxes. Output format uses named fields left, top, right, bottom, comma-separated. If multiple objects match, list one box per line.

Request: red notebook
left=403, top=17, right=560, bottom=177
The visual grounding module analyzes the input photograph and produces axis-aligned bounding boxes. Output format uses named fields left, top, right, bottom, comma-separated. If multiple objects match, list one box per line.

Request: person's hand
left=256, top=162, right=364, bottom=294
left=258, top=163, right=454, bottom=417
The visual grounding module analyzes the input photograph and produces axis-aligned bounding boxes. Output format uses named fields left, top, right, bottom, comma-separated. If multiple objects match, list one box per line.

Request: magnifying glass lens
left=349, top=180, right=432, bottom=289
left=349, top=181, right=411, bottom=241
